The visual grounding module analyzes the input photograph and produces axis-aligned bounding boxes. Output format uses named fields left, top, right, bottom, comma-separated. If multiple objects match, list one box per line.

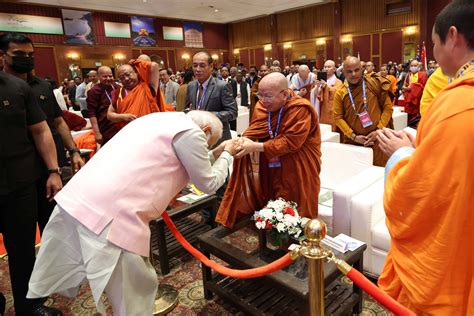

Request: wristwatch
left=68, top=147, right=80, bottom=155
left=48, top=168, right=62, bottom=175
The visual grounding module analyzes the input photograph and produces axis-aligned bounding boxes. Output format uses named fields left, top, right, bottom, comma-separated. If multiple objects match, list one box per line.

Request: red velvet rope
left=161, top=211, right=294, bottom=279
left=346, top=268, right=416, bottom=316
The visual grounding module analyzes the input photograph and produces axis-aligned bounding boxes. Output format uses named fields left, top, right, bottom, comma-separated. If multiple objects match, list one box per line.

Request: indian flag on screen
left=0, top=13, right=63, bottom=34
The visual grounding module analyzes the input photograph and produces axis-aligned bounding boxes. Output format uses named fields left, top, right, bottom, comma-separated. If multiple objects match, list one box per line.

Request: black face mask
left=10, top=55, right=35, bottom=74
left=249, top=71, right=256, bottom=76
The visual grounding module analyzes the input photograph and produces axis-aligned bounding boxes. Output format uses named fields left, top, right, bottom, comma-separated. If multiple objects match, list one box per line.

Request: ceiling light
left=214, top=9, right=219, bottom=12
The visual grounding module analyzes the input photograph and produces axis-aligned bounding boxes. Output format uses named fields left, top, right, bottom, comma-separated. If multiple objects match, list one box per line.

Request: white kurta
left=28, top=206, right=157, bottom=315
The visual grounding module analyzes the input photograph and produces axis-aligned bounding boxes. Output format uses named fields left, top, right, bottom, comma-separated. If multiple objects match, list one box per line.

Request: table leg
left=353, top=254, right=364, bottom=314
left=156, top=221, right=170, bottom=275
left=210, top=198, right=218, bottom=228
left=201, top=247, right=213, bottom=299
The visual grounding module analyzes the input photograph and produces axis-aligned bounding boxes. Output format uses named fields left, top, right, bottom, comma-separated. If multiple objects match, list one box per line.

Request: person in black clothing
left=1, top=33, right=84, bottom=235
left=67, top=76, right=82, bottom=110
left=0, top=68, right=63, bottom=314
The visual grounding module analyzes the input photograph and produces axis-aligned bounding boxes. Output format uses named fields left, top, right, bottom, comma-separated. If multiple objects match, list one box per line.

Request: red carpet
left=0, top=226, right=41, bottom=256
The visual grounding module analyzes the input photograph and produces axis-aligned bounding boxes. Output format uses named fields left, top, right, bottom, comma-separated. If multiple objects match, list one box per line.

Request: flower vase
left=267, top=230, right=290, bottom=251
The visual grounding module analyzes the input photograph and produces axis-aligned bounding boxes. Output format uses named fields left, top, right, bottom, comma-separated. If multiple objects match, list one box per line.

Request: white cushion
left=236, top=111, right=249, bottom=135
left=371, top=247, right=388, bottom=276
left=350, top=178, right=385, bottom=272
left=319, top=123, right=332, bottom=134
left=392, top=111, right=408, bottom=131
left=71, top=129, right=90, bottom=140
left=332, top=166, right=384, bottom=236
left=392, top=106, right=404, bottom=113
left=321, top=132, right=340, bottom=143
left=320, top=143, right=373, bottom=189
left=84, top=118, right=91, bottom=130
left=318, top=205, right=333, bottom=235
left=372, top=219, right=390, bottom=251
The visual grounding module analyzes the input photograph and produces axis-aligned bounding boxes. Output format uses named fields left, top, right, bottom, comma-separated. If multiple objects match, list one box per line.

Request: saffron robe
left=318, top=76, right=343, bottom=130
left=378, top=69, right=474, bottom=315
left=112, top=59, right=165, bottom=129
left=333, top=74, right=393, bottom=166
left=215, top=91, right=321, bottom=228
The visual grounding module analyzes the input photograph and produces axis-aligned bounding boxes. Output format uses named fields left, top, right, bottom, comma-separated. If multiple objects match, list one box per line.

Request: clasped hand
left=218, top=137, right=258, bottom=159
left=376, top=128, right=415, bottom=157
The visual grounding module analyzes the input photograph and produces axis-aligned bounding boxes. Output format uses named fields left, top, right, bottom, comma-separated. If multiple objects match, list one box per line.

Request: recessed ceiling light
left=214, top=9, right=219, bottom=12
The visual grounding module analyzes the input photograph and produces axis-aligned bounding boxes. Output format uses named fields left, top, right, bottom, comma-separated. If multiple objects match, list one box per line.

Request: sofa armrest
left=332, top=166, right=384, bottom=236
left=350, top=178, right=385, bottom=272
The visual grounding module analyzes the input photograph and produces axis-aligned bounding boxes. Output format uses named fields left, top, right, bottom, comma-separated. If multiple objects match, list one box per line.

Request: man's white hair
left=187, top=111, right=223, bottom=141
left=299, top=64, right=310, bottom=72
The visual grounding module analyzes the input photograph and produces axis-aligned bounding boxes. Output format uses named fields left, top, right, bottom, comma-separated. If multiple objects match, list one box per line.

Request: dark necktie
left=197, top=84, right=203, bottom=109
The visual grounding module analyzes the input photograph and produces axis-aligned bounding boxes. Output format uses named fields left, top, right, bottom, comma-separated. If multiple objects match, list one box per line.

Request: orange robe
left=379, top=69, right=474, bottom=314
left=318, top=77, right=343, bottom=130
left=249, top=78, right=261, bottom=121
left=112, top=59, right=165, bottom=129
left=215, top=91, right=321, bottom=228
left=333, top=74, right=393, bottom=166
left=386, top=75, right=397, bottom=95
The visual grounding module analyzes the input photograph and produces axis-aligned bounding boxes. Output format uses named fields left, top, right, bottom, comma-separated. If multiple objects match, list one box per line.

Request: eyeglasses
left=256, top=89, right=287, bottom=101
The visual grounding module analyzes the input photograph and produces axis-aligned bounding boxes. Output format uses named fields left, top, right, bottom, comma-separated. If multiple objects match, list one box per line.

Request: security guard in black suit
left=0, top=33, right=63, bottom=316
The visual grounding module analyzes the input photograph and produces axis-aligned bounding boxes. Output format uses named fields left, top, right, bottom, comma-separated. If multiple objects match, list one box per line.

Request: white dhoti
left=28, top=206, right=158, bottom=315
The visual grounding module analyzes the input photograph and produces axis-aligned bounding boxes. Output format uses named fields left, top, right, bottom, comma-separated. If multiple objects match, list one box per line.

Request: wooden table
left=150, top=192, right=218, bottom=275
left=197, top=218, right=366, bottom=315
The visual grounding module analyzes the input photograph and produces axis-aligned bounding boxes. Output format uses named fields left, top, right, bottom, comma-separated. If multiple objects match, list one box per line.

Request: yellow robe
left=379, top=68, right=474, bottom=314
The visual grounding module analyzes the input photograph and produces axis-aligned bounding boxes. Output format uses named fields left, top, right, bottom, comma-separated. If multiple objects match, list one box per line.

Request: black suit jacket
left=221, top=77, right=237, bottom=98
left=186, top=76, right=238, bottom=143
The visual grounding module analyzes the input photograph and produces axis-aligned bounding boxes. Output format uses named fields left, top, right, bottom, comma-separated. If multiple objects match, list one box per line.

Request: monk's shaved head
left=98, top=66, right=114, bottom=85
left=324, top=60, right=336, bottom=76
left=98, top=66, right=112, bottom=75
left=258, top=72, right=290, bottom=112
left=260, top=72, right=288, bottom=91
left=117, top=64, right=138, bottom=90
left=343, top=56, right=363, bottom=85
left=137, top=54, right=151, bottom=62
left=118, top=64, right=134, bottom=73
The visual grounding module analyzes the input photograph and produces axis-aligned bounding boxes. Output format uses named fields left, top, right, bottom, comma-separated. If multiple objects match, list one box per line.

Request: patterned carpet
left=0, top=226, right=390, bottom=315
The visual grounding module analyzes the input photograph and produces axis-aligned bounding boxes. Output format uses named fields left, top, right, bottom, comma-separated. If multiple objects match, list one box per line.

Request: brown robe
left=333, top=74, right=393, bottom=166
left=318, top=77, right=343, bottom=130
left=249, top=77, right=261, bottom=121
left=215, top=91, right=321, bottom=228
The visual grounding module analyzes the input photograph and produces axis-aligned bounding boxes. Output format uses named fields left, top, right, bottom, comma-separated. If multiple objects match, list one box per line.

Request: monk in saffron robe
left=216, top=73, right=321, bottom=228
left=402, top=59, right=427, bottom=126
left=419, top=67, right=450, bottom=116
left=107, top=59, right=164, bottom=129
left=376, top=2, right=474, bottom=312
left=333, top=56, right=393, bottom=167
left=318, top=60, right=343, bottom=130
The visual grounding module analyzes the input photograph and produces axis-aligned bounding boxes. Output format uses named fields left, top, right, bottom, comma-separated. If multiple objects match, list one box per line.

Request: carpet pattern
left=0, top=225, right=390, bottom=315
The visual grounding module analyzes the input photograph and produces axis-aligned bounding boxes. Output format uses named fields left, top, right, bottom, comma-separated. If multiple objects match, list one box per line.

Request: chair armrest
left=332, top=166, right=384, bottom=236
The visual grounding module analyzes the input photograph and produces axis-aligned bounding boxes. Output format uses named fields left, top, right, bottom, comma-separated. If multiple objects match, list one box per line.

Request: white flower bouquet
left=253, top=198, right=305, bottom=247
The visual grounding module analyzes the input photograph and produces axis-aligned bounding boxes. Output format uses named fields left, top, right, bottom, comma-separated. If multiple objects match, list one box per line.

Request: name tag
left=268, top=156, right=281, bottom=168
left=40, top=95, right=46, bottom=100
left=357, top=110, right=373, bottom=128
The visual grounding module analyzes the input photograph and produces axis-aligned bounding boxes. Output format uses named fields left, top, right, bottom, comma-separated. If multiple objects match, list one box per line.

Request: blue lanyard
left=346, top=79, right=367, bottom=113
left=104, top=86, right=115, bottom=103
left=197, top=84, right=207, bottom=110
left=456, top=60, right=474, bottom=79
left=268, top=107, right=284, bottom=139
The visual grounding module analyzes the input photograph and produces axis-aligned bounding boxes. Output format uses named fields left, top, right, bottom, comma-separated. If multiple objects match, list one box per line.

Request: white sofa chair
left=350, top=178, right=389, bottom=276
left=320, top=123, right=340, bottom=143
left=392, top=111, right=408, bottom=131
left=236, top=106, right=250, bottom=135
left=318, top=143, right=384, bottom=235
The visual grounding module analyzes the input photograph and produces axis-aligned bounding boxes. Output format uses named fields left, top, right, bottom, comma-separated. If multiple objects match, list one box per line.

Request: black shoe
left=0, top=293, right=5, bottom=316
left=28, top=305, right=63, bottom=316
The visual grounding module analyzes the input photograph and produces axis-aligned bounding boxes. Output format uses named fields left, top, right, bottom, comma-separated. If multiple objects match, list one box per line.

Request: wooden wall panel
left=425, top=0, right=451, bottom=59
left=326, top=39, right=334, bottom=61
left=276, top=3, right=334, bottom=43
left=232, top=16, right=271, bottom=48
left=239, top=49, right=250, bottom=67
left=341, top=0, right=420, bottom=34
left=34, top=47, right=58, bottom=82
left=254, top=48, right=265, bottom=67
left=353, top=35, right=371, bottom=61
left=382, top=31, right=403, bottom=63
left=372, top=34, right=380, bottom=55
left=292, top=42, right=317, bottom=61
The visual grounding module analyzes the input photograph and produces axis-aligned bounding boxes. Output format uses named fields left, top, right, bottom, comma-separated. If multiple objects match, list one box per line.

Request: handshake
left=215, top=137, right=261, bottom=159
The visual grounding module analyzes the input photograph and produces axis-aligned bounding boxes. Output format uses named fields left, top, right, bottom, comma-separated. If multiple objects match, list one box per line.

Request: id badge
left=268, top=156, right=282, bottom=168
left=358, top=111, right=373, bottom=128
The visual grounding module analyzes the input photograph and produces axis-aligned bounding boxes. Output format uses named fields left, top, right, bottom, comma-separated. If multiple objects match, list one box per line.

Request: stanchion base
left=152, top=284, right=179, bottom=315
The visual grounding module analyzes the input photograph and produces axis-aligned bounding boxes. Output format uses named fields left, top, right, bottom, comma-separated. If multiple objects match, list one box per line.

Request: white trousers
left=28, top=206, right=158, bottom=315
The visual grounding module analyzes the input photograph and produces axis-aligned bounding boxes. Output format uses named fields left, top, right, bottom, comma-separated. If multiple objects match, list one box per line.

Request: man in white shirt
left=160, top=68, right=179, bottom=108
left=290, top=64, right=315, bottom=99
left=235, top=71, right=250, bottom=107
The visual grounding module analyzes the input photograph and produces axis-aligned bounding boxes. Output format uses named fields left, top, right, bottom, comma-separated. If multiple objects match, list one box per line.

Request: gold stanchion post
left=298, top=219, right=329, bottom=316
